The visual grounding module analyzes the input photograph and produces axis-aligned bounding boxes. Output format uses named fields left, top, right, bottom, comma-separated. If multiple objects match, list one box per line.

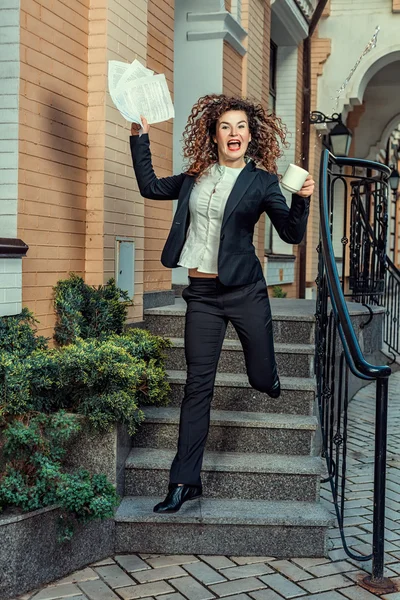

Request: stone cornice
left=271, top=0, right=309, bottom=44
left=186, top=11, right=247, bottom=56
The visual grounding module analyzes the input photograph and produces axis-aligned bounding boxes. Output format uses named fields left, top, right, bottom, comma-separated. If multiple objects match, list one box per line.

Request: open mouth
left=227, top=140, right=241, bottom=152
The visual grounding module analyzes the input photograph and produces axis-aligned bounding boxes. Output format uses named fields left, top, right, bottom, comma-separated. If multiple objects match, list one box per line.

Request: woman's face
left=213, top=110, right=251, bottom=167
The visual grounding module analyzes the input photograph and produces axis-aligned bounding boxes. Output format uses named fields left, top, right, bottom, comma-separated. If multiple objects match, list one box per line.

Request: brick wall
left=241, top=0, right=271, bottom=265
left=144, top=0, right=174, bottom=293
left=289, top=42, right=304, bottom=299
left=295, top=44, right=304, bottom=166
left=86, top=0, right=106, bottom=288
left=394, top=0, right=400, bottom=11
left=18, top=0, right=89, bottom=337
left=261, top=1, right=271, bottom=107
left=242, top=0, right=265, bottom=101
left=223, top=41, right=243, bottom=97
left=103, top=0, right=148, bottom=322
left=0, top=0, right=22, bottom=316
left=306, top=32, right=331, bottom=288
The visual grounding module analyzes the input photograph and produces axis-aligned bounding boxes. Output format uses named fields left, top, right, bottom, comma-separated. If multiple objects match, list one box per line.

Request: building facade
left=1, top=0, right=399, bottom=335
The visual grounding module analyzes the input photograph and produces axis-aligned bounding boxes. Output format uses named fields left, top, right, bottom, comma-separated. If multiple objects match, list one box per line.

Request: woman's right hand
left=131, top=115, right=150, bottom=136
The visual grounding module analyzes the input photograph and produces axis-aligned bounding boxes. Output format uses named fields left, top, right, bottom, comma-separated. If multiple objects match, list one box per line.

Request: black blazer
left=130, top=134, right=310, bottom=286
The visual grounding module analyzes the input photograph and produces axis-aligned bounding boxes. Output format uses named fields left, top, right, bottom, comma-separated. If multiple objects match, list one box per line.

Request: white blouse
left=178, top=163, right=244, bottom=274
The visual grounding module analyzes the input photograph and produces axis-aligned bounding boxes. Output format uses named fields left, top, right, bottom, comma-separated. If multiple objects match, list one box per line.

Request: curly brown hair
left=182, top=94, right=288, bottom=178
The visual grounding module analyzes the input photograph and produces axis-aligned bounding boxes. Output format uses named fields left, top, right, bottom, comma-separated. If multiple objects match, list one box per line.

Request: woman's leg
left=169, top=281, right=228, bottom=487
left=227, top=278, right=280, bottom=398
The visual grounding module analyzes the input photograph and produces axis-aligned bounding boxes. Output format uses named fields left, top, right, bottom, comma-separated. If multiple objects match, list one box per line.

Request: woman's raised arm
left=130, top=116, right=185, bottom=200
left=262, top=173, right=312, bottom=245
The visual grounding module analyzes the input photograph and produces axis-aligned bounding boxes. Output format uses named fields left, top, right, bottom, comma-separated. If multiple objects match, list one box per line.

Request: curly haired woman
left=130, top=94, right=315, bottom=514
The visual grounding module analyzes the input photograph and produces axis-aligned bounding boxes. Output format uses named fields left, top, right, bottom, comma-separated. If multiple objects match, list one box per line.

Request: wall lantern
left=389, top=165, right=399, bottom=197
left=310, top=111, right=353, bottom=157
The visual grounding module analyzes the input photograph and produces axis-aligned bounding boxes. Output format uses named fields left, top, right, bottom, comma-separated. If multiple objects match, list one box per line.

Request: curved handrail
left=386, top=255, right=400, bottom=280
left=319, top=149, right=391, bottom=379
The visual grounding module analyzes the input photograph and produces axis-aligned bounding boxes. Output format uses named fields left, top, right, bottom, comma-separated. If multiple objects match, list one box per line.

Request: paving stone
left=117, top=581, right=175, bottom=600
left=200, top=556, right=237, bottom=569
left=258, top=573, right=307, bottom=598
left=229, top=558, right=276, bottom=565
left=382, top=594, right=400, bottom=600
left=341, top=569, right=368, bottom=583
left=328, top=549, right=352, bottom=562
left=134, top=565, right=187, bottom=583
left=269, top=560, right=313, bottom=581
left=95, top=565, right=136, bottom=588
left=209, top=577, right=267, bottom=597
left=169, top=576, right=216, bottom=600
left=115, top=555, right=151, bottom=572
left=159, top=594, right=186, bottom=600
left=299, top=593, right=348, bottom=600
left=78, top=580, right=120, bottom=600
left=306, top=560, right=357, bottom=577
left=145, top=555, right=199, bottom=568
left=90, top=559, right=116, bottom=567
left=291, top=558, right=330, bottom=569
left=385, top=561, right=400, bottom=574
left=299, top=574, right=354, bottom=593
left=183, top=561, right=228, bottom=585
left=341, top=585, right=383, bottom=599
left=248, top=591, right=283, bottom=600
left=219, top=563, right=274, bottom=580
left=31, top=583, right=83, bottom=599
left=217, top=596, right=251, bottom=600
left=57, top=568, right=99, bottom=584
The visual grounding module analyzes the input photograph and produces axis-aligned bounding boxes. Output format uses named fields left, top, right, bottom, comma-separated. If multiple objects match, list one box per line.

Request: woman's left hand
left=297, top=175, right=315, bottom=198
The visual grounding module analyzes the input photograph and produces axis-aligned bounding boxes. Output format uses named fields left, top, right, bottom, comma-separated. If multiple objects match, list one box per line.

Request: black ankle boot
left=153, top=484, right=202, bottom=514
left=269, top=379, right=281, bottom=399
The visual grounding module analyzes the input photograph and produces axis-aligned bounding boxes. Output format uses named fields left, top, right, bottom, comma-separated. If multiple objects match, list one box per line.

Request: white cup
left=280, top=163, right=309, bottom=193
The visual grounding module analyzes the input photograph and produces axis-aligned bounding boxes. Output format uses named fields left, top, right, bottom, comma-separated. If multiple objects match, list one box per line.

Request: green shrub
left=53, top=274, right=131, bottom=346
left=1, top=335, right=171, bottom=434
left=0, top=276, right=171, bottom=532
left=0, top=411, right=119, bottom=528
left=0, top=308, right=48, bottom=358
left=272, top=285, right=287, bottom=298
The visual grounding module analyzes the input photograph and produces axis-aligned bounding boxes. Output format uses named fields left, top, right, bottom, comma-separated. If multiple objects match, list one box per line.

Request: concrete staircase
left=115, top=298, right=333, bottom=557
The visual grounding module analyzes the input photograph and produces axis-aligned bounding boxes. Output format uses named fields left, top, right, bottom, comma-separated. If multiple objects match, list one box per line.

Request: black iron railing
left=339, top=173, right=400, bottom=360
left=381, top=257, right=400, bottom=359
left=315, top=149, right=393, bottom=590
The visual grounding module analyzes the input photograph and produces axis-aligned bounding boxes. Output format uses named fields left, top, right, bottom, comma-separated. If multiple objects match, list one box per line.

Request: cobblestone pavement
left=15, top=371, right=400, bottom=600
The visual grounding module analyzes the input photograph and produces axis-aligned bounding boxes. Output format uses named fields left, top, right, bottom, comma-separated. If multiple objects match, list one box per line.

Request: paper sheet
left=108, top=59, right=174, bottom=125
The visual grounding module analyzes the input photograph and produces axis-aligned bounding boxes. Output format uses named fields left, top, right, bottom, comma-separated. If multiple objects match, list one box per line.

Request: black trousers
left=169, top=276, right=280, bottom=488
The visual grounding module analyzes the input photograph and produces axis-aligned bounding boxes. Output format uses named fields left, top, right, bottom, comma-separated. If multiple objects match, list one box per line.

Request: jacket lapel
left=221, top=161, right=258, bottom=230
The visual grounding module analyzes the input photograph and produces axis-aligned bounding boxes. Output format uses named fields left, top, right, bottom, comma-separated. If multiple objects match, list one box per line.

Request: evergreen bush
left=53, top=274, right=131, bottom=346
left=0, top=308, right=48, bottom=358
left=0, top=275, right=171, bottom=530
left=0, top=411, right=119, bottom=535
left=272, top=285, right=288, bottom=298
left=1, top=335, right=171, bottom=434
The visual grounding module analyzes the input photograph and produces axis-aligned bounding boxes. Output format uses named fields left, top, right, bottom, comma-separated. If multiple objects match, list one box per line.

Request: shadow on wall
left=35, top=91, right=88, bottom=270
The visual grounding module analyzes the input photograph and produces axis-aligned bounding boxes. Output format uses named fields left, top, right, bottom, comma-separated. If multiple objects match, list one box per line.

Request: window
left=269, top=41, right=277, bottom=113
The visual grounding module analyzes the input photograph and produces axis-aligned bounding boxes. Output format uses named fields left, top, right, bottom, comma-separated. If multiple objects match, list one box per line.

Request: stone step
left=125, top=447, right=323, bottom=502
left=165, top=370, right=315, bottom=415
left=133, top=407, right=317, bottom=455
left=165, top=338, right=314, bottom=378
left=115, top=496, right=333, bottom=557
left=144, top=298, right=315, bottom=345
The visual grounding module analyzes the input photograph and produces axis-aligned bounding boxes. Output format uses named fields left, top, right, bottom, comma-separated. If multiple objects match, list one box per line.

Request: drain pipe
left=298, top=0, right=329, bottom=298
